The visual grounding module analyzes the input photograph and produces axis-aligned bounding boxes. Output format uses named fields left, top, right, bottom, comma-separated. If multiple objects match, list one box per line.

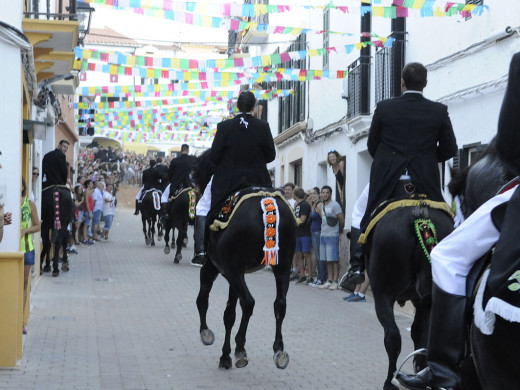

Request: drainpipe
left=391, top=5, right=406, bottom=97
left=360, top=2, right=371, bottom=115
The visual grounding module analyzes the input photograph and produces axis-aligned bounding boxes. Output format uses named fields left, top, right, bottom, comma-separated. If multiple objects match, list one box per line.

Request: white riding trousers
left=432, top=186, right=516, bottom=296
left=351, top=183, right=370, bottom=229
left=136, top=185, right=144, bottom=200
left=196, top=176, right=213, bottom=217
left=161, top=184, right=170, bottom=203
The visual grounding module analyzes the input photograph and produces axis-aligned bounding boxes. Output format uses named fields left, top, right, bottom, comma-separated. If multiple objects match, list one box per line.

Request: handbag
left=323, top=204, right=338, bottom=227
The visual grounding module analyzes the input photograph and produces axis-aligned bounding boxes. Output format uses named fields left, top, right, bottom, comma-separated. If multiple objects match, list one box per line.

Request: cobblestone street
left=0, top=207, right=416, bottom=390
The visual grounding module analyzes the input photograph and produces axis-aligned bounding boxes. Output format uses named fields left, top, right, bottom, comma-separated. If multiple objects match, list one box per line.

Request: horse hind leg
left=40, top=224, right=52, bottom=273
left=226, top=272, right=255, bottom=369
left=173, top=226, right=184, bottom=263
left=61, top=229, right=70, bottom=272
left=373, top=295, right=401, bottom=390
left=196, top=261, right=219, bottom=347
left=410, top=298, right=429, bottom=372
left=219, top=287, right=239, bottom=370
left=272, top=266, right=291, bottom=369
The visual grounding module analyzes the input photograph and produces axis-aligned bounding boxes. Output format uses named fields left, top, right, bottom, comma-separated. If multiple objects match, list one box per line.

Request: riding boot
left=395, top=283, right=466, bottom=390
left=190, top=215, right=206, bottom=267
left=344, top=227, right=366, bottom=286
left=159, top=203, right=169, bottom=225
left=134, top=199, right=140, bottom=215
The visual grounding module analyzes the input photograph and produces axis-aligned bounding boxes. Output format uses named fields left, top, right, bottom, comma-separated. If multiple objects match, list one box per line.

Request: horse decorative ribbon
left=261, top=197, right=279, bottom=266
left=152, top=191, right=161, bottom=211
left=414, top=218, right=438, bottom=263
left=54, top=191, right=61, bottom=230
left=188, top=189, right=196, bottom=220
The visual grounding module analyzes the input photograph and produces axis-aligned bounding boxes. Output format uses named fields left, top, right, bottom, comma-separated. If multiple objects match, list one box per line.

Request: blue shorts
left=320, top=235, right=339, bottom=262
left=82, top=211, right=91, bottom=226
left=295, top=235, right=311, bottom=253
left=24, top=250, right=35, bottom=266
left=103, top=215, right=114, bottom=231
left=92, top=210, right=102, bottom=225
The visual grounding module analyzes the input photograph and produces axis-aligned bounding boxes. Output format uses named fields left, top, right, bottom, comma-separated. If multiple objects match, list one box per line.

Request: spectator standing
left=102, top=183, right=116, bottom=240
left=20, top=178, right=40, bottom=334
left=30, top=166, right=39, bottom=203
left=318, top=185, right=345, bottom=290
left=92, top=181, right=104, bottom=241
left=293, top=188, right=313, bottom=284
left=283, top=183, right=296, bottom=209
left=327, top=150, right=345, bottom=211
left=73, top=184, right=84, bottom=244
left=81, top=179, right=94, bottom=245
left=307, top=187, right=325, bottom=286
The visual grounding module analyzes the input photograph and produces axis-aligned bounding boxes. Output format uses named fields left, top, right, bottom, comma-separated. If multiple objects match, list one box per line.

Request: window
left=292, top=159, right=302, bottom=187
left=277, top=34, right=306, bottom=133
left=452, top=142, right=488, bottom=172
left=323, top=8, right=330, bottom=70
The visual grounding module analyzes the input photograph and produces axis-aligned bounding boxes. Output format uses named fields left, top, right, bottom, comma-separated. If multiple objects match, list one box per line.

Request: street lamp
left=77, top=1, right=95, bottom=45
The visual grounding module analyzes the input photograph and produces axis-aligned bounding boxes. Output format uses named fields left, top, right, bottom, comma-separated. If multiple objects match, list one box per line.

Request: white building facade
left=241, top=0, right=520, bottom=228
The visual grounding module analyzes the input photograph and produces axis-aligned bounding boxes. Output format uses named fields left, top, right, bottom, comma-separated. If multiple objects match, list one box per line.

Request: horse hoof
left=164, top=246, right=170, bottom=254
left=174, top=254, right=182, bottom=264
left=52, top=270, right=59, bottom=277
left=158, top=235, right=162, bottom=242
left=219, top=356, right=232, bottom=370
left=200, top=329, right=214, bottom=345
left=62, top=262, right=69, bottom=272
left=384, top=380, right=399, bottom=390
left=273, top=350, right=289, bottom=369
left=145, top=239, right=150, bottom=246
left=235, top=351, right=248, bottom=368
left=43, top=265, right=51, bottom=273
left=151, top=242, right=155, bottom=247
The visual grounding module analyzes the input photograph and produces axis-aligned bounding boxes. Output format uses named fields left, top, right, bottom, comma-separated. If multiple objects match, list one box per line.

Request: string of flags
left=83, top=0, right=488, bottom=19
left=74, top=39, right=393, bottom=71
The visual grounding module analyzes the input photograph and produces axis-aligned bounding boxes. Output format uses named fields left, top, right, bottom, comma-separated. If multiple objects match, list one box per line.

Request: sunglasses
left=328, top=149, right=336, bottom=153
left=32, top=172, right=39, bottom=176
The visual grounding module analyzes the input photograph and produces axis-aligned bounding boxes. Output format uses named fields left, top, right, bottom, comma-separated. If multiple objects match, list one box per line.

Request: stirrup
left=391, top=348, right=427, bottom=388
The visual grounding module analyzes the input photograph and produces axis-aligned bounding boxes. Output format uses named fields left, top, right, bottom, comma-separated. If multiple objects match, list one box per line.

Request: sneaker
left=319, top=281, right=332, bottom=289
left=350, top=295, right=366, bottom=302
left=190, top=254, right=205, bottom=267
left=309, top=279, right=323, bottom=287
left=343, top=293, right=358, bottom=301
left=328, top=282, right=338, bottom=290
left=87, top=240, right=95, bottom=246
left=305, top=277, right=314, bottom=285
left=295, top=276, right=307, bottom=284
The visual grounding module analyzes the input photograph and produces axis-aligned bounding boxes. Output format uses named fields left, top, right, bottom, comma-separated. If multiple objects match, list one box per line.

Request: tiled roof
left=84, top=27, right=139, bottom=47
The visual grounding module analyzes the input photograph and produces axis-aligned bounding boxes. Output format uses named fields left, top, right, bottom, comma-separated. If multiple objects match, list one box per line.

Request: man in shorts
left=318, top=185, right=344, bottom=290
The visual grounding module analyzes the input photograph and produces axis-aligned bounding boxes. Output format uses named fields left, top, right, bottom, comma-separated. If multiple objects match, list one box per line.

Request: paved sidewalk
left=0, top=209, right=416, bottom=390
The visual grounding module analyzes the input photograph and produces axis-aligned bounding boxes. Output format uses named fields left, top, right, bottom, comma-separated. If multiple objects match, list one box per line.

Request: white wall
left=0, top=3, right=23, bottom=250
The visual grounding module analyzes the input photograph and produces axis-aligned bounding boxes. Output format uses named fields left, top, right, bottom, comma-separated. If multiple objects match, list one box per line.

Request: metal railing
left=347, top=59, right=370, bottom=119
left=24, top=0, right=78, bottom=20
left=374, top=36, right=406, bottom=103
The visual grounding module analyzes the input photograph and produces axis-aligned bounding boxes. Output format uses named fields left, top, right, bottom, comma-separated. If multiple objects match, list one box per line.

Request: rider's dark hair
left=150, top=160, right=156, bottom=167
left=237, top=91, right=256, bottom=113
left=402, top=62, right=427, bottom=91
left=59, top=139, right=70, bottom=146
left=181, top=144, right=189, bottom=153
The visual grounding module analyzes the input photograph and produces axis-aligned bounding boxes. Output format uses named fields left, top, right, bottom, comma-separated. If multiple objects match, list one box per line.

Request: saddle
left=168, top=187, right=197, bottom=220
left=207, top=187, right=298, bottom=267
left=358, top=182, right=454, bottom=245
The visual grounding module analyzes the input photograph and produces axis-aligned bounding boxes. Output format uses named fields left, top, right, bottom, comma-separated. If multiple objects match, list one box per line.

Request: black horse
left=40, top=186, right=72, bottom=277
left=140, top=189, right=163, bottom=246
left=163, top=188, right=198, bottom=263
left=448, top=139, right=520, bottom=390
left=193, top=151, right=296, bottom=370
left=363, top=184, right=455, bottom=390
left=449, top=137, right=516, bottom=217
